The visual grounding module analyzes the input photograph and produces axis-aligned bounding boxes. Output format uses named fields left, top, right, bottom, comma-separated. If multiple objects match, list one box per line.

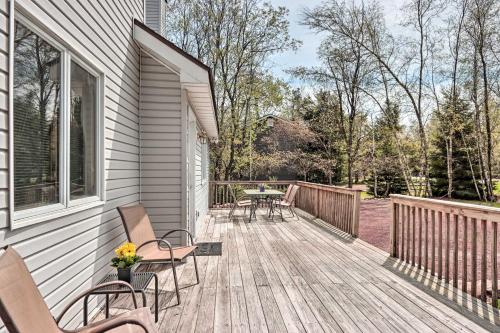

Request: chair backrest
left=117, top=204, right=158, bottom=252
left=0, top=246, right=60, bottom=333
left=283, top=184, right=293, bottom=201
left=287, top=185, right=300, bottom=204
left=227, top=184, right=238, bottom=203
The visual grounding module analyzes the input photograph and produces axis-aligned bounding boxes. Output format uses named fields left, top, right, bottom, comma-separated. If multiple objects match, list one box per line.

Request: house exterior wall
left=139, top=51, right=184, bottom=245
left=0, top=0, right=143, bottom=330
left=144, top=0, right=166, bottom=36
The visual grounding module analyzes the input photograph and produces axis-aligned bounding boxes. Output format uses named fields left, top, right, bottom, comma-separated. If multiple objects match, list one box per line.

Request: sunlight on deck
left=92, top=208, right=499, bottom=332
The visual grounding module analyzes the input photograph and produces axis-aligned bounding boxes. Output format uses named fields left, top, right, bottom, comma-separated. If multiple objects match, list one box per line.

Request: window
left=11, top=16, right=103, bottom=225
left=70, top=61, right=97, bottom=200
left=13, top=21, right=61, bottom=211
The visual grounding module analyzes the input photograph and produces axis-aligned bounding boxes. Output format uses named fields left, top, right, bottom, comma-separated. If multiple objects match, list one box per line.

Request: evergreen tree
left=367, top=103, right=407, bottom=196
left=430, top=92, right=480, bottom=199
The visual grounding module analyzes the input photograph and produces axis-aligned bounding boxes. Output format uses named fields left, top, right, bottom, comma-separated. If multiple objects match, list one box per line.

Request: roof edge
left=133, top=19, right=219, bottom=134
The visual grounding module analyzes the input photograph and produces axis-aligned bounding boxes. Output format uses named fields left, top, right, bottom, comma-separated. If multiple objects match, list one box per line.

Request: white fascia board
left=134, top=22, right=218, bottom=138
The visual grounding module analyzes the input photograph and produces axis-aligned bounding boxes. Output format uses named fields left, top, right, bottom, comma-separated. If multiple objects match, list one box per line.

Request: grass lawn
left=451, top=199, right=500, bottom=209
left=494, top=180, right=500, bottom=196
left=361, top=191, right=374, bottom=200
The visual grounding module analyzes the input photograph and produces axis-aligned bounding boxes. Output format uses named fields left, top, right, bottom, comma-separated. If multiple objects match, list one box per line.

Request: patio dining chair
left=117, top=204, right=199, bottom=306
left=0, top=245, right=157, bottom=333
left=227, top=185, right=252, bottom=219
left=274, top=184, right=300, bottom=220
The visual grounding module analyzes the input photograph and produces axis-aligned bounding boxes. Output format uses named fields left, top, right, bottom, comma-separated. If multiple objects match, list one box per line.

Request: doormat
left=195, top=242, right=223, bottom=256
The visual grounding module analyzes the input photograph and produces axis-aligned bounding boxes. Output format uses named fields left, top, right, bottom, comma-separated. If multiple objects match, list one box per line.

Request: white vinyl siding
left=194, top=124, right=209, bottom=224
left=0, top=0, right=142, bottom=330
left=144, top=0, right=166, bottom=36
left=139, top=51, right=183, bottom=245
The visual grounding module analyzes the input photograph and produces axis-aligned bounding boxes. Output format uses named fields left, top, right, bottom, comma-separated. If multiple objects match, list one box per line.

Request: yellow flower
left=115, top=242, right=137, bottom=258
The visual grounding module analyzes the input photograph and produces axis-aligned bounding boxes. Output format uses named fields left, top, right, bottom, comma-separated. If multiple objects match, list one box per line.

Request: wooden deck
left=92, top=208, right=500, bottom=332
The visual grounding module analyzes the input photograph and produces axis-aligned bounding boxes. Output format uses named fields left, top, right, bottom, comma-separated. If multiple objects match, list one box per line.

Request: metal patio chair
left=117, top=204, right=199, bottom=306
left=0, top=245, right=157, bottom=333
left=274, top=184, right=300, bottom=220
left=227, top=184, right=252, bottom=219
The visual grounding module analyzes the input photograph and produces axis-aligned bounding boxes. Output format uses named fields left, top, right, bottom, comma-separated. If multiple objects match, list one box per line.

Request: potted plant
left=111, top=242, right=142, bottom=283
left=258, top=183, right=265, bottom=192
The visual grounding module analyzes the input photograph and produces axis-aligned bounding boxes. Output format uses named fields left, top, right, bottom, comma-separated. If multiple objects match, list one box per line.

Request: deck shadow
left=381, top=257, right=500, bottom=330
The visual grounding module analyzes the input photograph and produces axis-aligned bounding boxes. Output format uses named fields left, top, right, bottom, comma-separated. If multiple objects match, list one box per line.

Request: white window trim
left=8, top=9, right=106, bottom=230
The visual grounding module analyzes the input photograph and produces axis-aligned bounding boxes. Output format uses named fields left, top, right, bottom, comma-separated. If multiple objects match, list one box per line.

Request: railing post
left=351, top=191, right=361, bottom=237
left=390, top=197, right=398, bottom=257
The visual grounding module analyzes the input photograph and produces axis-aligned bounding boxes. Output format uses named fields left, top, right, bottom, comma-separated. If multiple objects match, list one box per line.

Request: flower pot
left=117, top=267, right=133, bottom=283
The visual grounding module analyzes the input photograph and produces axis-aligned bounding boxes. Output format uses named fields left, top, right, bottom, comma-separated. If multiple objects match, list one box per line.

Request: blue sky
left=268, top=0, right=402, bottom=87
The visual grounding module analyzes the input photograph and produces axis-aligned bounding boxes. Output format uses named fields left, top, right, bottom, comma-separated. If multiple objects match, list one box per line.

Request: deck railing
left=209, top=180, right=362, bottom=237
left=295, top=181, right=361, bottom=237
left=209, top=180, right=294, bottom=208
left=390, top=194, right=499, bottom=306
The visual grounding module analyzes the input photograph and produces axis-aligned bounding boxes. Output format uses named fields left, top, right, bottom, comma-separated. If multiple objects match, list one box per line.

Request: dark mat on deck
left=195, top=242, right=223, bottom=256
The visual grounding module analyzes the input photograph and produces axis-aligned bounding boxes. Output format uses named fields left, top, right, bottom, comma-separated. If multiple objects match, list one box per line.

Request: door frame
left=187, top=106, right=197, bottom=238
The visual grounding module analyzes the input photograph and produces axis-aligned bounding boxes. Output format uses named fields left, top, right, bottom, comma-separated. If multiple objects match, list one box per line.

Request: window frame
left=8, top=11, right=105, bottom=229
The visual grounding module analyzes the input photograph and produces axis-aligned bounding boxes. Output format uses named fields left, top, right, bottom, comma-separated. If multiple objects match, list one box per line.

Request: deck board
left=92, top=209, right=500, bottom=332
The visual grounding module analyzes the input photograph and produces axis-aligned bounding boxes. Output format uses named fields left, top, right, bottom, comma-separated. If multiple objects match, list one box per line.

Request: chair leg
left=229, top=203, right=235, bottom=219
left=171, top=258, right=181, bottom=305
left=192, top=252, right=200, bottom=284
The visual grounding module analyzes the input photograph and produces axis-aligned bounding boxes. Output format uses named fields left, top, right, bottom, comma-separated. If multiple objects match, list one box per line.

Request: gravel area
left=359, top=199, right=392, bottom=253
left=358, top=198, right=498, bottom=299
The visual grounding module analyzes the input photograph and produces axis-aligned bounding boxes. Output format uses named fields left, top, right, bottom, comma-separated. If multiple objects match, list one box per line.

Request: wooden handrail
left=294, top=181, right=361, bottom=237
left=390, top=194, right=499, bottom=306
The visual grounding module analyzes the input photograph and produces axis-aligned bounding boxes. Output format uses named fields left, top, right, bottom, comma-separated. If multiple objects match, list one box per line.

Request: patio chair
left=227, top=185, right=252, bottom=219
left=0, top=245, right=157, bottom=333
left=275, top=184, right=300, bottom=220
left=117, top=204, right=199, bottom=306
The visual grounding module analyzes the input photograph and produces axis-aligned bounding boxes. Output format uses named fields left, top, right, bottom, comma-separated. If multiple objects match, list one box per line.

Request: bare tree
left=302, top=0, right=446, bottom=196
left=465, top=0, right=499, bottom=200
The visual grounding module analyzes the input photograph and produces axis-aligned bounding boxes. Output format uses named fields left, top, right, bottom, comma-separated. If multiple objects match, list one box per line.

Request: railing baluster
left=424, top=209, right=429, bottom=271
left=418, top=207, right=423, bottom=269
left=445, top=212, right=451, bottom=284
left=492, top=222, right=498, bottom=307
left=471, top=218, right=477, bottom=297
left=401, top=205, right=406, bottom=261
left=438, top=211, right=443, bottom=279
left=462, top=217, right=468, bottom=292
left=431, top=210, right=436, bottom=275
left=453, top=214, right=459, bottom=288
left=481, top=219, right=487, bottom=301
left=406, top=205, right=411, bottom=264
left=412, top=206, right=416, bottom=266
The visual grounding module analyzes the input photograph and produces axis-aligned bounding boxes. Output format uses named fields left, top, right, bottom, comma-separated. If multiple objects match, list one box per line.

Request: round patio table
left=243, top=189, right=284, bottom=222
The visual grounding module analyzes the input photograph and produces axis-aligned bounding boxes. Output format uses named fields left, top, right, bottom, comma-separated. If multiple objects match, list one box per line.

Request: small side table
left=83, top=272, right=158, bottom=325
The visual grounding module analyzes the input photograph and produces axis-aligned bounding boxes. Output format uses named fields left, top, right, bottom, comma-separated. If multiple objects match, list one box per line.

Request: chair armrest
left=55, top=281, right=139, bottom=324
left=161, top=229, right=195, bottom=245
left=86, top=316, right=150, bottom=333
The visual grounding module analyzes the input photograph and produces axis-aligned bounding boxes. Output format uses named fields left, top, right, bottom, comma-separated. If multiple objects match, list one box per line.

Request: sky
left=268, top=0, right=403, bottom=87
